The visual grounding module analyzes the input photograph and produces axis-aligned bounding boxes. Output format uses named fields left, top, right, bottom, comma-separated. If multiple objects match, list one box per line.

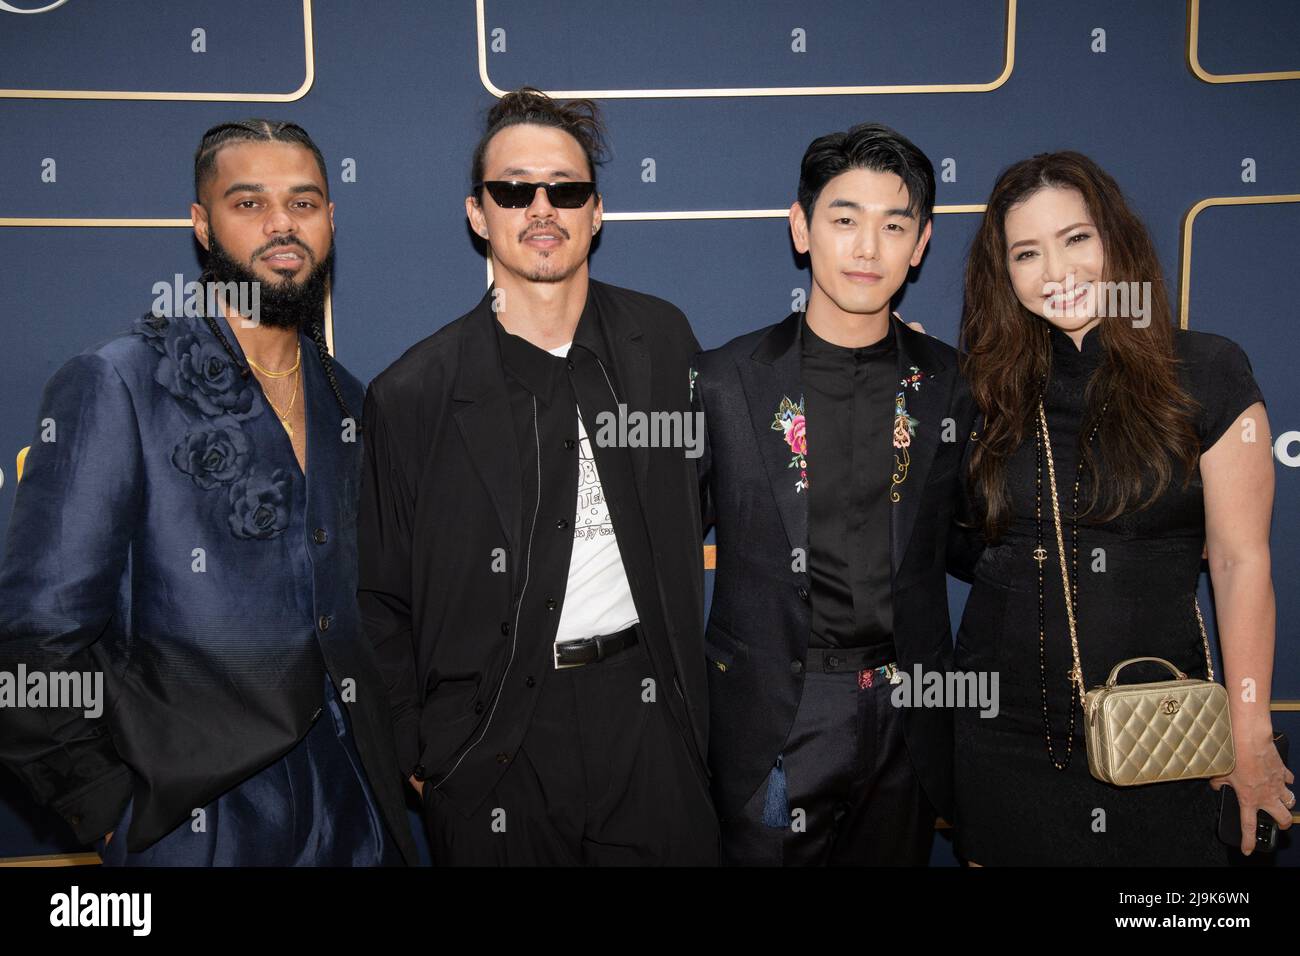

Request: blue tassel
left=761, top=755, right=789, bottom=828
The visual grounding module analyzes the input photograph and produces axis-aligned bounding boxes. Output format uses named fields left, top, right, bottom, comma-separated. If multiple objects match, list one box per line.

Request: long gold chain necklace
left=262, top=370, right=299, bottom=438
left=248, top=344, right=301, bottom=438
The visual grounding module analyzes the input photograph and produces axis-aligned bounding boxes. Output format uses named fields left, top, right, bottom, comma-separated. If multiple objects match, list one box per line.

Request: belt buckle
left=553, top=640, right=585, bottom=670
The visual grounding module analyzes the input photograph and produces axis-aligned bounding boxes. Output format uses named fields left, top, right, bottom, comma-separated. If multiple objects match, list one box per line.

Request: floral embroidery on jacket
left=156, top=325, right=262, bottom=421
left=890, top=366, right=922, bottom=502
left=171, top=425, right=253, bottom=490
left=772, top=395, right=808, bottom=492
left=228, top=469, right=293, bottom=540
left=132, top=313, right=290, bottom=540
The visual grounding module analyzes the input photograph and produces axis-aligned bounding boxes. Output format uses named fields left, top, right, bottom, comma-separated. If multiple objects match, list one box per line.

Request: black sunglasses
left=475, top=180, right=597, bottom=209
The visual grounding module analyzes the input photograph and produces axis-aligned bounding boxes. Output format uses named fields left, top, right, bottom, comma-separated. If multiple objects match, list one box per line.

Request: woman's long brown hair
left=960, top=151, right=1200, bottom=542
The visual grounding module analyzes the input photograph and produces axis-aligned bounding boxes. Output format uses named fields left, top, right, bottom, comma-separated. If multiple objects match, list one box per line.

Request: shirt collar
left=494, top=316, right=567, bottom=406
left=570, top=282, right=610, bottom=366
left=493, top=281, right=610, bottom=404
left=801, top=316, right=898, bottom=360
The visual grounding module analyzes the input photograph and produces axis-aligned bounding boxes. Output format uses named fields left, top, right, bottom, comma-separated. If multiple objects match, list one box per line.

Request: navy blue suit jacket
left=0, top=311, right=417, bottom=862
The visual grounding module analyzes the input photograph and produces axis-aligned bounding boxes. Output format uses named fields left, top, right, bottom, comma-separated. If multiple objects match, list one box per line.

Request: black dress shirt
left=801, top=321, right=897, bottom=662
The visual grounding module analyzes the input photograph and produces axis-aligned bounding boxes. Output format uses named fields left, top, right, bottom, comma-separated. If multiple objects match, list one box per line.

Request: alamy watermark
left=0, top=665, right=102, bottom=718
left=1044, top=275, right=1151, bottom=327
left=593, top=403, right=705, bottom=459
left=889, top=664, right=1000, bottom=718
left=151, top=274, right=261, bottom=327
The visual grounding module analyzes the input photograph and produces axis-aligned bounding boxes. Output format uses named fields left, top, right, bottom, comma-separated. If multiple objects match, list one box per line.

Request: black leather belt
left=553, top=624, right=639, bottom=669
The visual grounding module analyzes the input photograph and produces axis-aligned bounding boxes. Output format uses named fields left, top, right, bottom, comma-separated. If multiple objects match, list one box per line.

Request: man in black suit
left=693, top=123, right=976, bottom=865
left=357, top=88, right=718, bottom=864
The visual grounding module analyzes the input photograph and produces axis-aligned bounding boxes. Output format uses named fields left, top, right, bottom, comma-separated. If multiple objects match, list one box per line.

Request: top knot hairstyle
left=796, top=122, right=936, bottom=234
left=189, top=119, right=355, bottom=429
left=470, top=87, right=610, bottom=198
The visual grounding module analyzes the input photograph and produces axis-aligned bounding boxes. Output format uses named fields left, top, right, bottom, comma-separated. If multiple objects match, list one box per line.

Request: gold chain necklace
left=261, top=367, right=300, bottom=438
left=246, top=343, right=301, bottom=378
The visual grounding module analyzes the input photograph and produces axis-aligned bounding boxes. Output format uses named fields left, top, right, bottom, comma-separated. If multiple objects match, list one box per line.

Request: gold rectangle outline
left=0, top=0, right=315, bottom=101
left=0, top=852, right=100, bottom=867
left=1187, top=0, right=1300, bottom=84
left=0, top=217, right=334, bottom=353
left=1178, top=194, right=1300, bottom=328
left=477, top=0, right=1016, bottom=98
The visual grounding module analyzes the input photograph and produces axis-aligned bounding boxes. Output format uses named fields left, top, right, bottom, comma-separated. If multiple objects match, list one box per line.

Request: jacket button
left=313, top=528, right=327, bottom=544
left=70, top=814, right=82, bottom=827
left=797, top=586, right=809, bottom=602
left=790, top=659, right=804, bottom=675
left=496, top=752, right=510, bottom=764
left=412, top=763, right=427, bottom=778
left=566, top=360, right=575, bottom=370
left=525, top=676, right=535, bottom=688
left=546, top=598, right=557, bottom=611
left=827, top=656, right=839, bottom=669
left=318, top=615, right=331, bottom=632
left=474, top=702, right=484, bottom=714
left=556, top=518, right=568, bottom=530
left=500, top=621, right=511, bottom=635
left=564, top=439, right=575, bottom=450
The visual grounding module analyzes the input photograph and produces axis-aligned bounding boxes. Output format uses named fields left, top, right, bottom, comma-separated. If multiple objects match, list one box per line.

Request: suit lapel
left=740, top=312, right=807, bottom=555
left=453, top=293, right=524, bottom=554
left=889, top=315, right=949, bottom=580
left=597, top=285, right=653, bottom=499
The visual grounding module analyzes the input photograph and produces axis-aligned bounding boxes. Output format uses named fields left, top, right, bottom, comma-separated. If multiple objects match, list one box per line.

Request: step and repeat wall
left=0, top=0, right=1296, bottom=865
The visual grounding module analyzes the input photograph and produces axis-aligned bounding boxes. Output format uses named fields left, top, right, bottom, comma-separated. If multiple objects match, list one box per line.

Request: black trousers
left=421, top=636, right=720, bottom=865
left=721, top=658, right=936, bottom=866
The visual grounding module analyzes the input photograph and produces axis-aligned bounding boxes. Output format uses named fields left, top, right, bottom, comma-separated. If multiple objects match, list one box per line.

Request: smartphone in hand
left=1217, top=733, right=1290, bottom=853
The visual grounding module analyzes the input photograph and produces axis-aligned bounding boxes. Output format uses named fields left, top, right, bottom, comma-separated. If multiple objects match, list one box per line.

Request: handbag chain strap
left=1036, top=400, right=1215, bottom=710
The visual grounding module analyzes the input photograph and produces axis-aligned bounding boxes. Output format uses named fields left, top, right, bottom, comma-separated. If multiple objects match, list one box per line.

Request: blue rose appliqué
left=156, top=326, right=261, bottom=421
left=227, top=469, right=292, bottom=540
left=171, top=425, right=253, bottom=491
left=132, top=313, right=173, bottom=354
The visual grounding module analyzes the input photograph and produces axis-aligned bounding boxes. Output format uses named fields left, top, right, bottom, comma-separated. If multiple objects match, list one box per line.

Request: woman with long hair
left=953, top=151, right=1293, bottom=865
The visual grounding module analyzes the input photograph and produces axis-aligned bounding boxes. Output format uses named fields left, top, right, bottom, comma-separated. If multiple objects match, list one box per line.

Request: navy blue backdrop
left=0, top=0, right=1295, bottom=866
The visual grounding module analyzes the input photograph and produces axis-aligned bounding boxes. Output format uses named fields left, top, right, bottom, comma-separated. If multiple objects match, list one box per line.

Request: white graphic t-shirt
left=546, top=342, right=640, bottom=643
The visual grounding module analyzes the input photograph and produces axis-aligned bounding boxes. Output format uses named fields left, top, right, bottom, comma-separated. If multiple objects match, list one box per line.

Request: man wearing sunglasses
left=357, top=87, right=719, bottom=864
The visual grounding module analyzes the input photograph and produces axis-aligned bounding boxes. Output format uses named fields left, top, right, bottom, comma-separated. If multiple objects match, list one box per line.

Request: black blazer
left=358, top=279, right=712, bottom=817
left=693, top=312, right=976, bottom=822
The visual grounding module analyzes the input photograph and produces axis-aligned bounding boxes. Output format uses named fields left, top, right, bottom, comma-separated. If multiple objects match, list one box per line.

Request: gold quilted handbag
left=1082, top=653, right=1236, bottom=786
left=1038, top=402, right=1235, bottom=787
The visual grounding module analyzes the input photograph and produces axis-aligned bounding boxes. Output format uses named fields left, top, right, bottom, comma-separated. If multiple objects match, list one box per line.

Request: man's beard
left=204, top=226, right=334, bottom=331
left=519, top=255, right=583, bottom=284
left=513, top=222, right=583, bottom=284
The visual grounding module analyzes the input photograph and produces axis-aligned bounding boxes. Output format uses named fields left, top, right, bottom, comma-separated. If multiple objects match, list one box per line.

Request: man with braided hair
left=0, top=120, right=418, bottom=866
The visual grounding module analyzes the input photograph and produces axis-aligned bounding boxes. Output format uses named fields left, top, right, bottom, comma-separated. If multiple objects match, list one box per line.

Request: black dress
left=953, top=322, right=1265, bottom=866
